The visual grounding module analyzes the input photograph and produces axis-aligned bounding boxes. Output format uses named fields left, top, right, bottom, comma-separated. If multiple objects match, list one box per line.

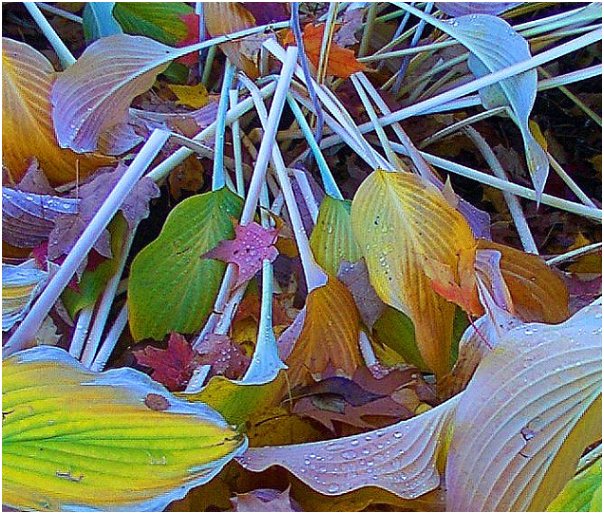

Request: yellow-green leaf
left=2, top=38, right=111, bottom=185
left=351, top=169, right=477, bottom=377
left=310, top=196, right=362, bottom=276
left=547, top=458, right=602, bottom=512
left=128, top=187, right=243, bottom=340
left=2, top=346, right=246, bottom=511
left=168, top=83, right=209, bottom=109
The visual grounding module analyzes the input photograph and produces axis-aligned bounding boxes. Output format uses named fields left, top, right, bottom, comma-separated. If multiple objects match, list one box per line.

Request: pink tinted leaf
left=204, top=221, right=279, bottom=289
left=436, top=2, right=520, bottom=17
left=445, top=303, right=602, bottom=511
left=51, top=34, right=183, bottom=153
left=97, top=122, right=143, bottom=156
left=474, top=248, right=514, bottom=312
left=237, top=398, right=458, bottom=498
left=338, top=260, right=386, bottom=328
left=133, top=332, right=198, bottom=391
left=196, top=334, right=251, bottom=380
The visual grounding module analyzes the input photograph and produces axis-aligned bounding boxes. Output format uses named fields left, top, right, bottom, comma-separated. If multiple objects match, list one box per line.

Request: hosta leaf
left=113, top=2, right=193, bottom=44
left=2, top=346, right=246, bottom=512
left=478, top=239, right=570, bottom=323
left=2, top=260, right=48, bottom=331
left=237, top=396, right=458, bottom=498
left=82, top=2, right=122, bottom=42
left=2, top=38, right=111, bottom=185
left=446, top=303, right=602, bottom=511
left=2, top=187, right=79, bottom=248
left=128, top=187, right=243, bottom=341
left=285, top=276, right=363, bottom=388
left=351, top=169, right=477, bottom=377
left=181, top=372, right=287, bottom=427
left=310, top=196, right=362, bottom=276
left=436, top=2, right=520, bottom=17
left=547, top=458, right=602, bottom=512
left=51, top=34, right=193, bottom=153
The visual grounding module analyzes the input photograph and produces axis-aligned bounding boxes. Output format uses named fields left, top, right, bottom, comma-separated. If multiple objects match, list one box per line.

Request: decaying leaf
left=204, top=221, right=279, bottom=289
left=2, top=260, right=48, bottom=331
left=2, top=38, right=111, bottom=184
left=351, top=169, right=478, bottom=377
left=2, top=346, right=246, bottom=511
left=231, top=487, right=301, bottom=512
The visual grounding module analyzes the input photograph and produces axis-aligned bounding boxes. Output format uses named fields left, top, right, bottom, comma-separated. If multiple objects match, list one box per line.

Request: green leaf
left=61, top=215, right=128, bottom=318
left=181, top=372, right=287, bottom=427
left=113, top=2, right=193, bottom=45
left=547, top=458, right=602, bottom=512
left=2, top=346, right=246, bottom=511
left=310, top=196, right=362, bottom=276
left=128, top=188, right=243, bottom=341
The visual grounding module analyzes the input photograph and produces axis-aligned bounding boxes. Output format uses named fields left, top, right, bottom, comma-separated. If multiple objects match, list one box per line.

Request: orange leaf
left=203, top=3, right=261, bottom=79
left=285, top=23, right=367, bottom=79
left=477, top=239, right=570, bottom=323
left=2, top=38, right=112, bottom=185
left=285, top=277, right=363, bottom=387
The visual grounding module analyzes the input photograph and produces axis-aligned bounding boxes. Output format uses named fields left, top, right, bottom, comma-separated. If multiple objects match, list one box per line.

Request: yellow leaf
left=2, top=38, right=112, bottom=185
left=2, top=260, right=48, bottom=332
left=168, top=82, right=209, bottom=109
left=2, top=347, right=246, bottom=511
left=285, top=276, right=363, bottom=387
left=351, top=169, right=477, bottom=377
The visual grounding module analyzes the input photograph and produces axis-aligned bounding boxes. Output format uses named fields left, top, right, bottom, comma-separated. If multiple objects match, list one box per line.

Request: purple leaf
left=2, top=187, right=79, bottom=248
left=337, top=260, right=386, bottom=328
left=51, top=35, right=184, bottom=153
left=237, top=398, right=457, bottom=498
left=436, top=2, right=520, bottom=17
left=244, top=3, right=290, bottom=25
left=47, top=165, right=160, bottom=259
left=204, top=221, right=279, bottom=289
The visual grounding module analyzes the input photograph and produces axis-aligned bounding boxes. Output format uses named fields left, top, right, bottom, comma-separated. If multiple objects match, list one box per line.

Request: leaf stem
left=80, top=230, right=135, bottom=368
left=24, top=2, right=76, bottom=68
left=5, top=129, right=170, bottom=356
left=359, top=2, right=378, bottom=58
left=464, top=126, right=539, bottom=254
left=90, top=303, right=128, bottom=372
left=212, top=60, right=236, bottom=190
left=229, top=89, right=246, bottom=197
left=69, top=305, right=94, bottom=359
left=287, top=95, right=343, bottom=199
left=37, top=2, right=83, bottom=23
left=546, top=242, right=602, bottom=266
left=316, top=2, right=339, bottom=84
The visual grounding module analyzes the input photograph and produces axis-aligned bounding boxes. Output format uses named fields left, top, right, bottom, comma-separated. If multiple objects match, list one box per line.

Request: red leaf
left=133, top=333, right=198, bottom=391
left=204, top=221, right=279, bottom=288
left=196, top=334, right=251, bottom=380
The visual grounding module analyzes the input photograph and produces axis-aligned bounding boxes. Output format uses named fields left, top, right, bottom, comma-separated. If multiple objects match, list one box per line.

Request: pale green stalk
left=90, top=304, right=128, bottom=372
left=24, top=2, right=76, bottom=68
left=69, top=306, right=94, bottom=359
left=548, top=154, right=597, bottom=208
left=359, top=2, right=378, bottom=57
left=201, top=45, right=217, bottom=88
left=546, top=243, right=602, bottom=266
left=229, top=89, right=245, bottom=197
left=37, top=2, right=83, bottom=23
left=212, top=60, right=236, bottom=190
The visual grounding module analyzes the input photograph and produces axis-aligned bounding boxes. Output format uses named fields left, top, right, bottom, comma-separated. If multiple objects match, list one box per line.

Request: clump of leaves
left=2, top=2, right=601, bottom=512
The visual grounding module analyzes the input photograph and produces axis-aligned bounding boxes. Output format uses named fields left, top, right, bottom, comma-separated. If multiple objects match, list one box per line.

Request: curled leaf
left=2, top=260, right=48, bottom=331
left=2, top=346, right=246, bottom=511
left=2, top=38, right=111, bottom=184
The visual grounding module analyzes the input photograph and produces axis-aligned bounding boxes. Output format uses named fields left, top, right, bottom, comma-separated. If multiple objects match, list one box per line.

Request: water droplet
left=341, top=449, right=357, bottom=460
left=350, top=439, right=359, bottom=446
left=327, top=483, right=340, bottom=493
left=393, top=431, right=403, bottom=439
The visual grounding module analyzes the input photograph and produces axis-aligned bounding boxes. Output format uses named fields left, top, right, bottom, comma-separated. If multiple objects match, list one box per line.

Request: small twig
left=316, top=2, right=339, bottom=84
left=464, top=126, right=539, bottom=254
left=546, top=242, right=602, bottom=266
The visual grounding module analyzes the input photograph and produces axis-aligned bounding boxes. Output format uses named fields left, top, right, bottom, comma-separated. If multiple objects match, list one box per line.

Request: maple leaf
left=284, top=23, right=367, bottom=79
left=48, top=165, right=160, bottom=260
left=133, top=332, right=199, bottom=391
left=204, top=221, right=279, bottom=289
left=196, top=334, right=251, bottom=380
